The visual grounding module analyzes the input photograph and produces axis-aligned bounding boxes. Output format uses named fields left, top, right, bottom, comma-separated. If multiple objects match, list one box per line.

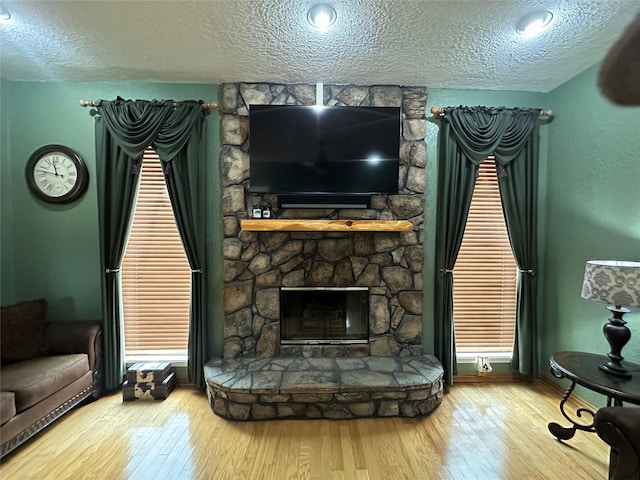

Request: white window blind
left=122, top=149, right=190, bottom=359
left=453, top=158, right=517, bottom=354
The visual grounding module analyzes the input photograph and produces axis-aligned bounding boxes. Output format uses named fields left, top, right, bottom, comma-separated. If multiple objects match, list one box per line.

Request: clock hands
left=36, top=168, right=57, bottom=177
left=36, top=167, right=64, bottom=178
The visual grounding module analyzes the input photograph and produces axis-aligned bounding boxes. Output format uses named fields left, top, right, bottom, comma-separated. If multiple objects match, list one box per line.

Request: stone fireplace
left=221, top=83, right=427, bottom=359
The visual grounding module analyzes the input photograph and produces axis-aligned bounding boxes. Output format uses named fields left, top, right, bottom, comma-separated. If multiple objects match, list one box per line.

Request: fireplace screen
left=280, top=287, right=369, bottom=344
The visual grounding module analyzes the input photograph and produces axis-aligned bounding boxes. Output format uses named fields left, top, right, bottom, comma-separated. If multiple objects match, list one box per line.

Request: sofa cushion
left=0, top=354, right=89, bottom=412
left=1, top=299, right=47, bottom=364
left=0, top=392, right=16, bottom=426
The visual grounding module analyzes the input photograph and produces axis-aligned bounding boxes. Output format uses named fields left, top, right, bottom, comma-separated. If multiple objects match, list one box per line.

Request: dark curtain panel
left=434, top=121, right=481, bottom=384
left=95, top=118, right=144, bottom=391
left=95, top=99, right=208, bottom=391
left=496, top=134, right=540, bottom=378
left=435, top=106, right=540, bottom=384
left=157, top=103, right=208, bottom=389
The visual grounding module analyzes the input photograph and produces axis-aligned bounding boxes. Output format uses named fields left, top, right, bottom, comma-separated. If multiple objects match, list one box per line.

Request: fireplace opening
left=280, top=287, right=369, bottom=345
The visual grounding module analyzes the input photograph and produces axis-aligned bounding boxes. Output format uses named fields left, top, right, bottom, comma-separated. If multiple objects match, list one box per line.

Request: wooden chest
left=122, top=362, right=176, bottom=401
left=126, top=361, right=173, bottom=384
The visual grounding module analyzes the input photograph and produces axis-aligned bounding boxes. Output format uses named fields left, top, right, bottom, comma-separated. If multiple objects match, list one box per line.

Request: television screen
left=249, top=105, right=400, bottom=197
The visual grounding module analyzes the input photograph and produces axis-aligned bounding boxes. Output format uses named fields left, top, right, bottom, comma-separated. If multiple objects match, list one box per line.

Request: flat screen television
left=249, top=105, right=400, bottom=208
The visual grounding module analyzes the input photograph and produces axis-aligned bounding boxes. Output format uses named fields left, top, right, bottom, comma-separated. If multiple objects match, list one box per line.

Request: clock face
left=32, top=152, right=78, bottom=197
left=26, top=145, right=89, bottom=204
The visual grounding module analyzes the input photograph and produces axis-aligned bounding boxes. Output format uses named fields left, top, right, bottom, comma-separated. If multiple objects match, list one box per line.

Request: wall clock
left=25, top=144, right=89, bottom=204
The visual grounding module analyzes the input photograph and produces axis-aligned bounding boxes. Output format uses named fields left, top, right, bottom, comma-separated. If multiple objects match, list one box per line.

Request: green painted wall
left=1, top=80, right=14, bottom=302
left=541, top=64, right=640, bottom=406
left=0, top=80, right=224, bottom=357
left=3, top=71, right=638, bottom=395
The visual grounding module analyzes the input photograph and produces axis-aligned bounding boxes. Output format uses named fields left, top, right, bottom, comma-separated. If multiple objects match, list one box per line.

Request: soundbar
left=278, top=194, right=371, bottom=209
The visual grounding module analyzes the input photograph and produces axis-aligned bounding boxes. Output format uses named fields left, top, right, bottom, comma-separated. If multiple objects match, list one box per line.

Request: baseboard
left=453, top=372, right=527, bottom=383
left=176, top=378, right=200, bottom=388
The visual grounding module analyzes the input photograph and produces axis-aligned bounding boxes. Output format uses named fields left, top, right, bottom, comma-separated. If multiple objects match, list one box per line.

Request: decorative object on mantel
left=581, top=260, right=640, bottom=379
left=240, top=219, right=413, bottom=232
left=261, top=203, right=272, bottom=218
left=251, top=204, right=263, bottom=219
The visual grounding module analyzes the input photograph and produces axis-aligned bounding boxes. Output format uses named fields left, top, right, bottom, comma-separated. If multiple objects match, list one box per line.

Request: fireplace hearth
left=280, top=287, right=368, bottom=345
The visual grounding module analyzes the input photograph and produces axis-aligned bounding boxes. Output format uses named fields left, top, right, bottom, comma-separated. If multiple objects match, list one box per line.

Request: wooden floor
left=1, top=381, right=609, bottom=480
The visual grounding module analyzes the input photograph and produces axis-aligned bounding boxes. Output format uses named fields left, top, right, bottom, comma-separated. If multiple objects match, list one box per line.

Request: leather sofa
left=0, top=299, right=103, bottom=458
left=595, top=406, right=640, bottom=480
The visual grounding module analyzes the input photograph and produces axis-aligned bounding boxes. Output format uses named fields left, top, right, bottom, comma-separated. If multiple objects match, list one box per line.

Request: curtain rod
left=430, top=107, right=553, bottom=118
left=79, top=99, right=218, bottom=114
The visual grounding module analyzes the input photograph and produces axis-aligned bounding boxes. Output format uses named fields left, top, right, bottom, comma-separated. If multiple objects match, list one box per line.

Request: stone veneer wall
left=221, top=83, right=427, bottom=359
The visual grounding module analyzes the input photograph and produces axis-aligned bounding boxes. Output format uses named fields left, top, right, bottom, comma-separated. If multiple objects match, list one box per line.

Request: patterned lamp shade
left=581, top=260, right=640, bottom=308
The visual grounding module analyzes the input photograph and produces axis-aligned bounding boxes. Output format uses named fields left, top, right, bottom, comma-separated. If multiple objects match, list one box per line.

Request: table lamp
left=581, top=260, right=640, bottom=379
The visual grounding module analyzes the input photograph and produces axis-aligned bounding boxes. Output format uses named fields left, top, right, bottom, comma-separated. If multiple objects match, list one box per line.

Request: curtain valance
left=95, top=98, right=206, bottom=161
left=441, top=106, right=539, bottom=165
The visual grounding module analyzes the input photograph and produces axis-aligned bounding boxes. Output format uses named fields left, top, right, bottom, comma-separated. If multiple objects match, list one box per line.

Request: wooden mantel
left=240, top=219, right=414, bottom=232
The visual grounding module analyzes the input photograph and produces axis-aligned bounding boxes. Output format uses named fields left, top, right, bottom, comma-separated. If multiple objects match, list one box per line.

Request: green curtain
left=95, top=99, right=209, bottom=391
left=434, top=121, right=481, bottom=385
left=496, top=135, right=540, bottom=378
left=434, top=106, right=540, bottom=384
left=96, top=122, right=143, bottom=391
left=158, top=103, right=208, bottom=389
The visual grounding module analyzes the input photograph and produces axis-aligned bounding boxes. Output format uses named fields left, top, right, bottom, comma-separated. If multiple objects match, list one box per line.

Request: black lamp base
left=600, top=305, right=632, bottom=379
left=599, top=361, right=632, bottom=379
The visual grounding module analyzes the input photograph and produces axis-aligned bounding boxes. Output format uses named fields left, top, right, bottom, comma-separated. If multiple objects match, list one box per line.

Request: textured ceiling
left=1, top=0, right=639, bottom=92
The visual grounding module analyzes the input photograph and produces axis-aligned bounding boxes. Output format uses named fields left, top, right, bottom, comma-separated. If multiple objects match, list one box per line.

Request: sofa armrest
left=595, top=407, right=640, bottom=480
left=43, top=321, right=102, bottom=371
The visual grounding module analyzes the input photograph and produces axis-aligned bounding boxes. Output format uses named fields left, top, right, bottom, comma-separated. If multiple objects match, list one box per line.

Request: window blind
left=453, top=158, right=517, bottom=354
left=122, top=149, right=190, bottom=359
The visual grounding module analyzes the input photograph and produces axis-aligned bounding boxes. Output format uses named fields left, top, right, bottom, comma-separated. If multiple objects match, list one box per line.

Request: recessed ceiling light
left=307, top=3, right=337, bottom=31
left=0, top=6, right=11, bottom=22
left=516, top=11, right=553, bottom=37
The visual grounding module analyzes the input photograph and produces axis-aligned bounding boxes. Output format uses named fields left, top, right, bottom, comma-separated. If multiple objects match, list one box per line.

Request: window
left=122, top=148, right=190, bottom=362
left=453, top=158, right=517, bottom=355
